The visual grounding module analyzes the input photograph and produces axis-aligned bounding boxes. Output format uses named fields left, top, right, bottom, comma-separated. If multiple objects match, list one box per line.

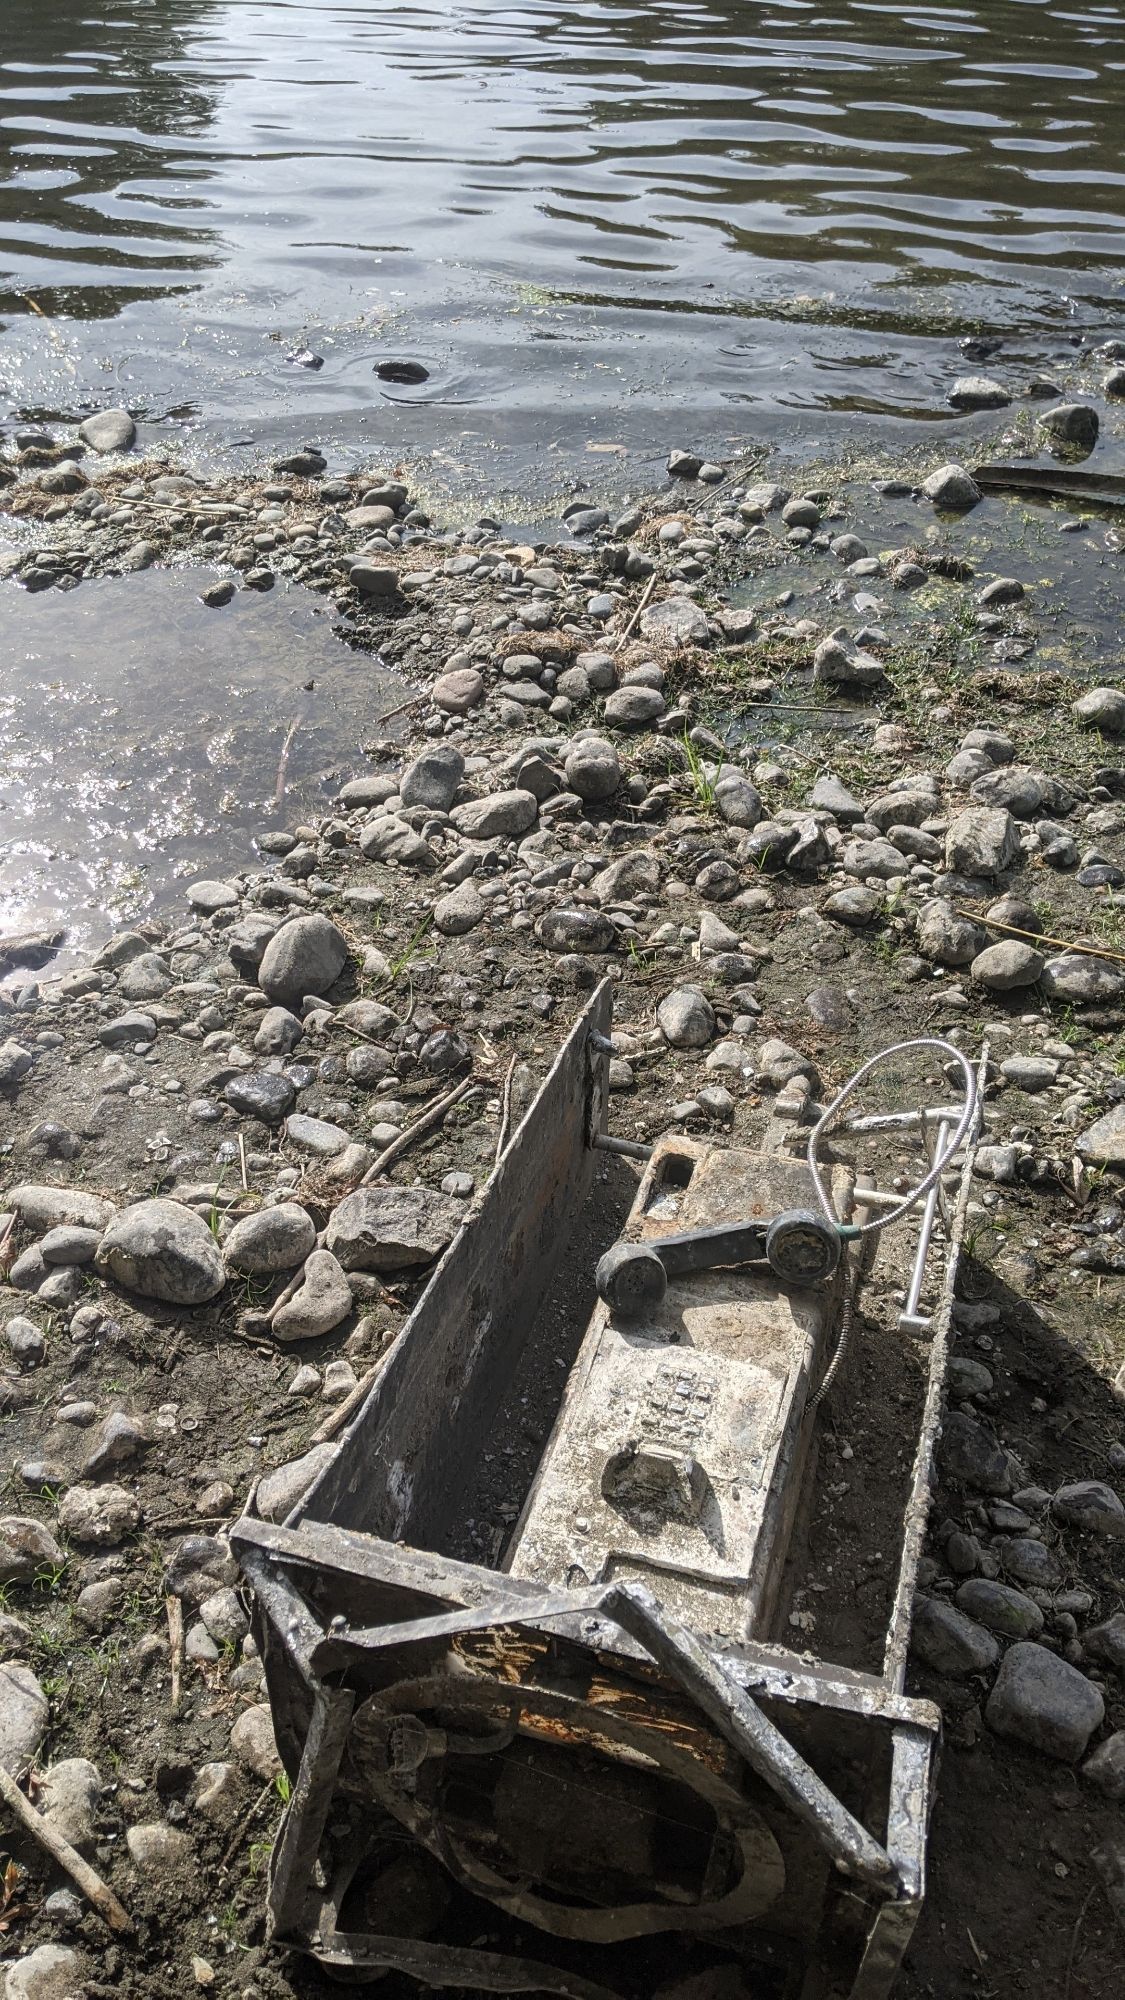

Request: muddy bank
left=1, top=382, right=1125, bottom=2000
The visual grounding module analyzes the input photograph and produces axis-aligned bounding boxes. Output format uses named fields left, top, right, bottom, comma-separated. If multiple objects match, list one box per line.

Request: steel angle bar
left=267, top=1684, right=356, bottom=1939
left=883, top=1045, right=989, bottom=1690
left=306, top=1931, right=626, bottom=2000
left=848, top=1725, right=936, bottom=2000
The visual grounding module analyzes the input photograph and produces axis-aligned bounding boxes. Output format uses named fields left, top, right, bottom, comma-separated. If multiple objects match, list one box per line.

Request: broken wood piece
left=360, top=1074, right=479, bottom=1186
left=166, top=1593, right=184, bottom=1714
left=956, top=908, right=1125, bottom=968
left=310, top=1361, right=383, bottom=1444
left=0, top=1761, right=134, bottom=1934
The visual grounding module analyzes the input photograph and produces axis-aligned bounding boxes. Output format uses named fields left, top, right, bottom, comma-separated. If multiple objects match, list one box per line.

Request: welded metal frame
left=233, top=988, right=985, bottom=2000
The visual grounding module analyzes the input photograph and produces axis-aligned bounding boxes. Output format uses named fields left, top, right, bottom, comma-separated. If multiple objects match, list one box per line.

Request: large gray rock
left=1052, top=1480, right=1125, bottom=1538
left=593, top=852, right=661, bottom=905
left=40, top=1757, right=101, bottom=1853
left=432, top=667, right=484, bottom=715
left=1040, top=953, right=1125, bottom=1005
left=326, top=1186, right=460, bottom=1271
left=449, top=789, right=538, bottom=839
left=1083, top=1612, right=1125, bottom=1668
left=224, top=1204, right=316, bottom=1276
left=56, top=1483, right=141, bottom=1547
left=657, top=987, right=716, bottom=1050
left=224, top=1071, right=297, bottom=1125
left=255, top=1443, right=337, bottom=1522
left=948, top=376, right=1011, bottom=410
left=537, top=908, right=618, bottom=954
left=95, top=1198, right=225, bottom=1304
left=0, top=1516, right=66, bottom=1585
left=565, top=736, right=621, bottom=802
left=257, top=914, right=349, bottom=1006
left=1073, top=686, right=1125, bottom=734
left=1083, top=1731, right=1125, bottom=1800
left=945, top=807, right=1020, bottom=878
left=639, top=597, right=710, bottom=648
left=359, top=816, right=436, bottom=870
left=970, top=940, right=1044, bottom=991
left=939, top=1411, right=1013, bottom=1493
left=1000, top=1537, right=1061, bottom=1589
left=910, top=1598, right=999, bottom=1675
left=1037, top=403, right=1098, bottom=451
left=0, top=1663, right=48, bottom=1776
left=1, top=1945, right=85, bottom=2000
left=604, top=686, right=666, bottom=728
left=986, top=1642, right=1104, bottom=1761
left=955, top=1578, right=1044, bottom=1639
left=271, top=1249, right=354, bottom=1341
left=399, top=745, right=464, bottom=809
left=230, top=1703, right=282, bottom=1781
left=922, top=462, right=981, bottom=509
left=5, top=1184, right=116, bottom=1232
left=917, top=901, right=984, bottom=967
left=714, top=773, right=762, bottom=829
left=433, top=880, right=486, bottom=935
left=79, top=407, right=135, bottom=453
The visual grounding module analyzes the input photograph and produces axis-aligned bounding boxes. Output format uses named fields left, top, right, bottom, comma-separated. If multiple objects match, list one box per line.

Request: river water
left=2, top=0, right=1125, bottom=479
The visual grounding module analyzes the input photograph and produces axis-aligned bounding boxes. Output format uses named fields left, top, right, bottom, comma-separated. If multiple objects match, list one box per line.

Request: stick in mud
left=0, top=1763, right=134, bottom=1935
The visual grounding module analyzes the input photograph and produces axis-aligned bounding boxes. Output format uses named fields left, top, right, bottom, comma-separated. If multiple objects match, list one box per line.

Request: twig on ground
left=310, top=1360, right=384, bottom=1443
left=957, top=908, right=1125, bottom=968
left=165, top=1594, right=184, bottom=1715
left=360, top=1075, right=479, bottom=1185
left=273, top=715, right=301, bottom=809
left=0, top=1763, right=133, bottom=1934
left=238, top=1131, right=249, bottom=1193
left=613, top=571, right=657, bottom=651
left=495, top=1054, right=518, bottom=1166
left=1064, top=1887, right=1094, bottom=2000
left=219, top=1777, right=275, bottom=1873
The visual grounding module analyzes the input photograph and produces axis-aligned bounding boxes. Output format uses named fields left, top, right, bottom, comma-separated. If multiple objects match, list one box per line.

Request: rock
left=714, top=773, right=762, bottom=829
left=0, top=1516, right=65, bottom=1585
left=822, top=886, right=881, bottom=925
left=1074, top=687, right=1125, bottom=733
left=1000, top=1537, right=1061, bottom=1589
left=1083, top=1732, right=1125, bottom=1801
left=954, top=1579, right=1044, bottom=1639
left=0, top=1663, right=48, bottom=1776
left=200, top=1587, right=249, bottom=1646
left=6, top=1316, right=45, bottom=1365
left=399, top=746, right=464, bottom=810
left=809, top=774, right=863, bottom=822
left=256, top=1443, right=336, bottom=1522
left=1052, top=1480, right=1125, bottom=1537
left=40, top=1757, right=101, bottom=1853
left=433, top=667, right=485, bottom=714
left=126, top=1821, right=193, bottom=1876
left=948, top=376, right=1011, bottom=410
left=338, top=774, right=399, bottom=810
left=285, top=1113, right=352, bottom=1158
left=910, top=1598, right=999, bottom=1675
left=326, top=1186, right=460, bottom=1271
left=82, top=1411, right=150, bottom=1479
left=757, top=1039, right=817, bottom=1090
left=917, top=901, right=984, bottom=967
left=116, top=951, right=172, bottom=1000
left=939, top=1411, right=1013, bottom=1493
left=537, top=907, right=618, bottom=954
left=594, top=853, right=661, bottom=904
left=257, top=914, right=349, bottom=1006
left=970, top=941, right=1044, bottom=990
left=922, top=463, right=981, bottom=509
left=56, top=1483, right=141, bottom=1546
left=657, top=987, right=716, bottom=1050
left=359, top=816, right=437, bottom=870
left=986, top=1642, right=1103, bottom=1760
left=564, top=736, right=621, bottom=802
left=0, top=1040, right=33, bottom=1087
left=164, top=1535, right=239, bottom=1605
left=40, top=1226, right=102, bottom=1266
left=842, top=837, right=909, bottom=880
left=271, top=1249, right=354, bottom=1341
left=1078, top=1104, right=1125, bottom=1164
left=349, top=562, right=400, bottom=597
left=231, top=1703, right=283, bottom=1781
left=1083, top=1612, right=1125, bottom=1669
left=639, top=597, right=711, bottom=648
left=224, top=1204, right=316, bottom=1276
left=1, top=1946, right=85, bottom=2000
left=193, top=1761, right=241, bottom=1822
left=95, top=1199, right=225, bottom=1304
left=449, top=789, right=538, bottom=838
left=97, top=1008, right=156, bottom=1048
left=667, top=449, right=702, bottom=478
left=1037, top=403, right=1098, bottom=451
left=945, top=806, right=1020, bottom=878
left=224, top=1071, right=297, bottom=1125
left=604, top=686, right=666, bottom=727
left=254, top=1006, right=304, bottom=1055
left=187, top=877, right=240, bottom=914
left=1040, top=953, right=1125, bottom=1005
left=5, top=1185, right=115, bottom=1232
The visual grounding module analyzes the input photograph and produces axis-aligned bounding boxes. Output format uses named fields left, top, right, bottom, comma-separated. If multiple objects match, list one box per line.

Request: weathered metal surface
left=291, top=979, right=612, bottom=1546
left=508, top=1138, right=855, bottom=1642
left=849, top=1726, right=936, bottom=2000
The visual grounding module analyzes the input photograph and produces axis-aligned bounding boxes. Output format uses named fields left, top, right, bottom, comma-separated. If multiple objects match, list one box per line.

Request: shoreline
left=1, top=398, right=1125, bottom=1995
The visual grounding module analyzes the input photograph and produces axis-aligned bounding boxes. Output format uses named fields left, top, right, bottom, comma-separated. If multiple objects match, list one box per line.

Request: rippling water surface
left=2, top=0, right=1125, bottom=461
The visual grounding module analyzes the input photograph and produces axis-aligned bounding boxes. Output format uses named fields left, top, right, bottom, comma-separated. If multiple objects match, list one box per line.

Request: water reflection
left=0, top=0, right=1123, bottom=440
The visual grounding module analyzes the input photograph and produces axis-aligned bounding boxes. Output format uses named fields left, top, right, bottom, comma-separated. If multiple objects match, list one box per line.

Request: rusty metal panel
left=292, top=979, right=612, bottom=1548
left=507, top=1137, right=855, bottom=1643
